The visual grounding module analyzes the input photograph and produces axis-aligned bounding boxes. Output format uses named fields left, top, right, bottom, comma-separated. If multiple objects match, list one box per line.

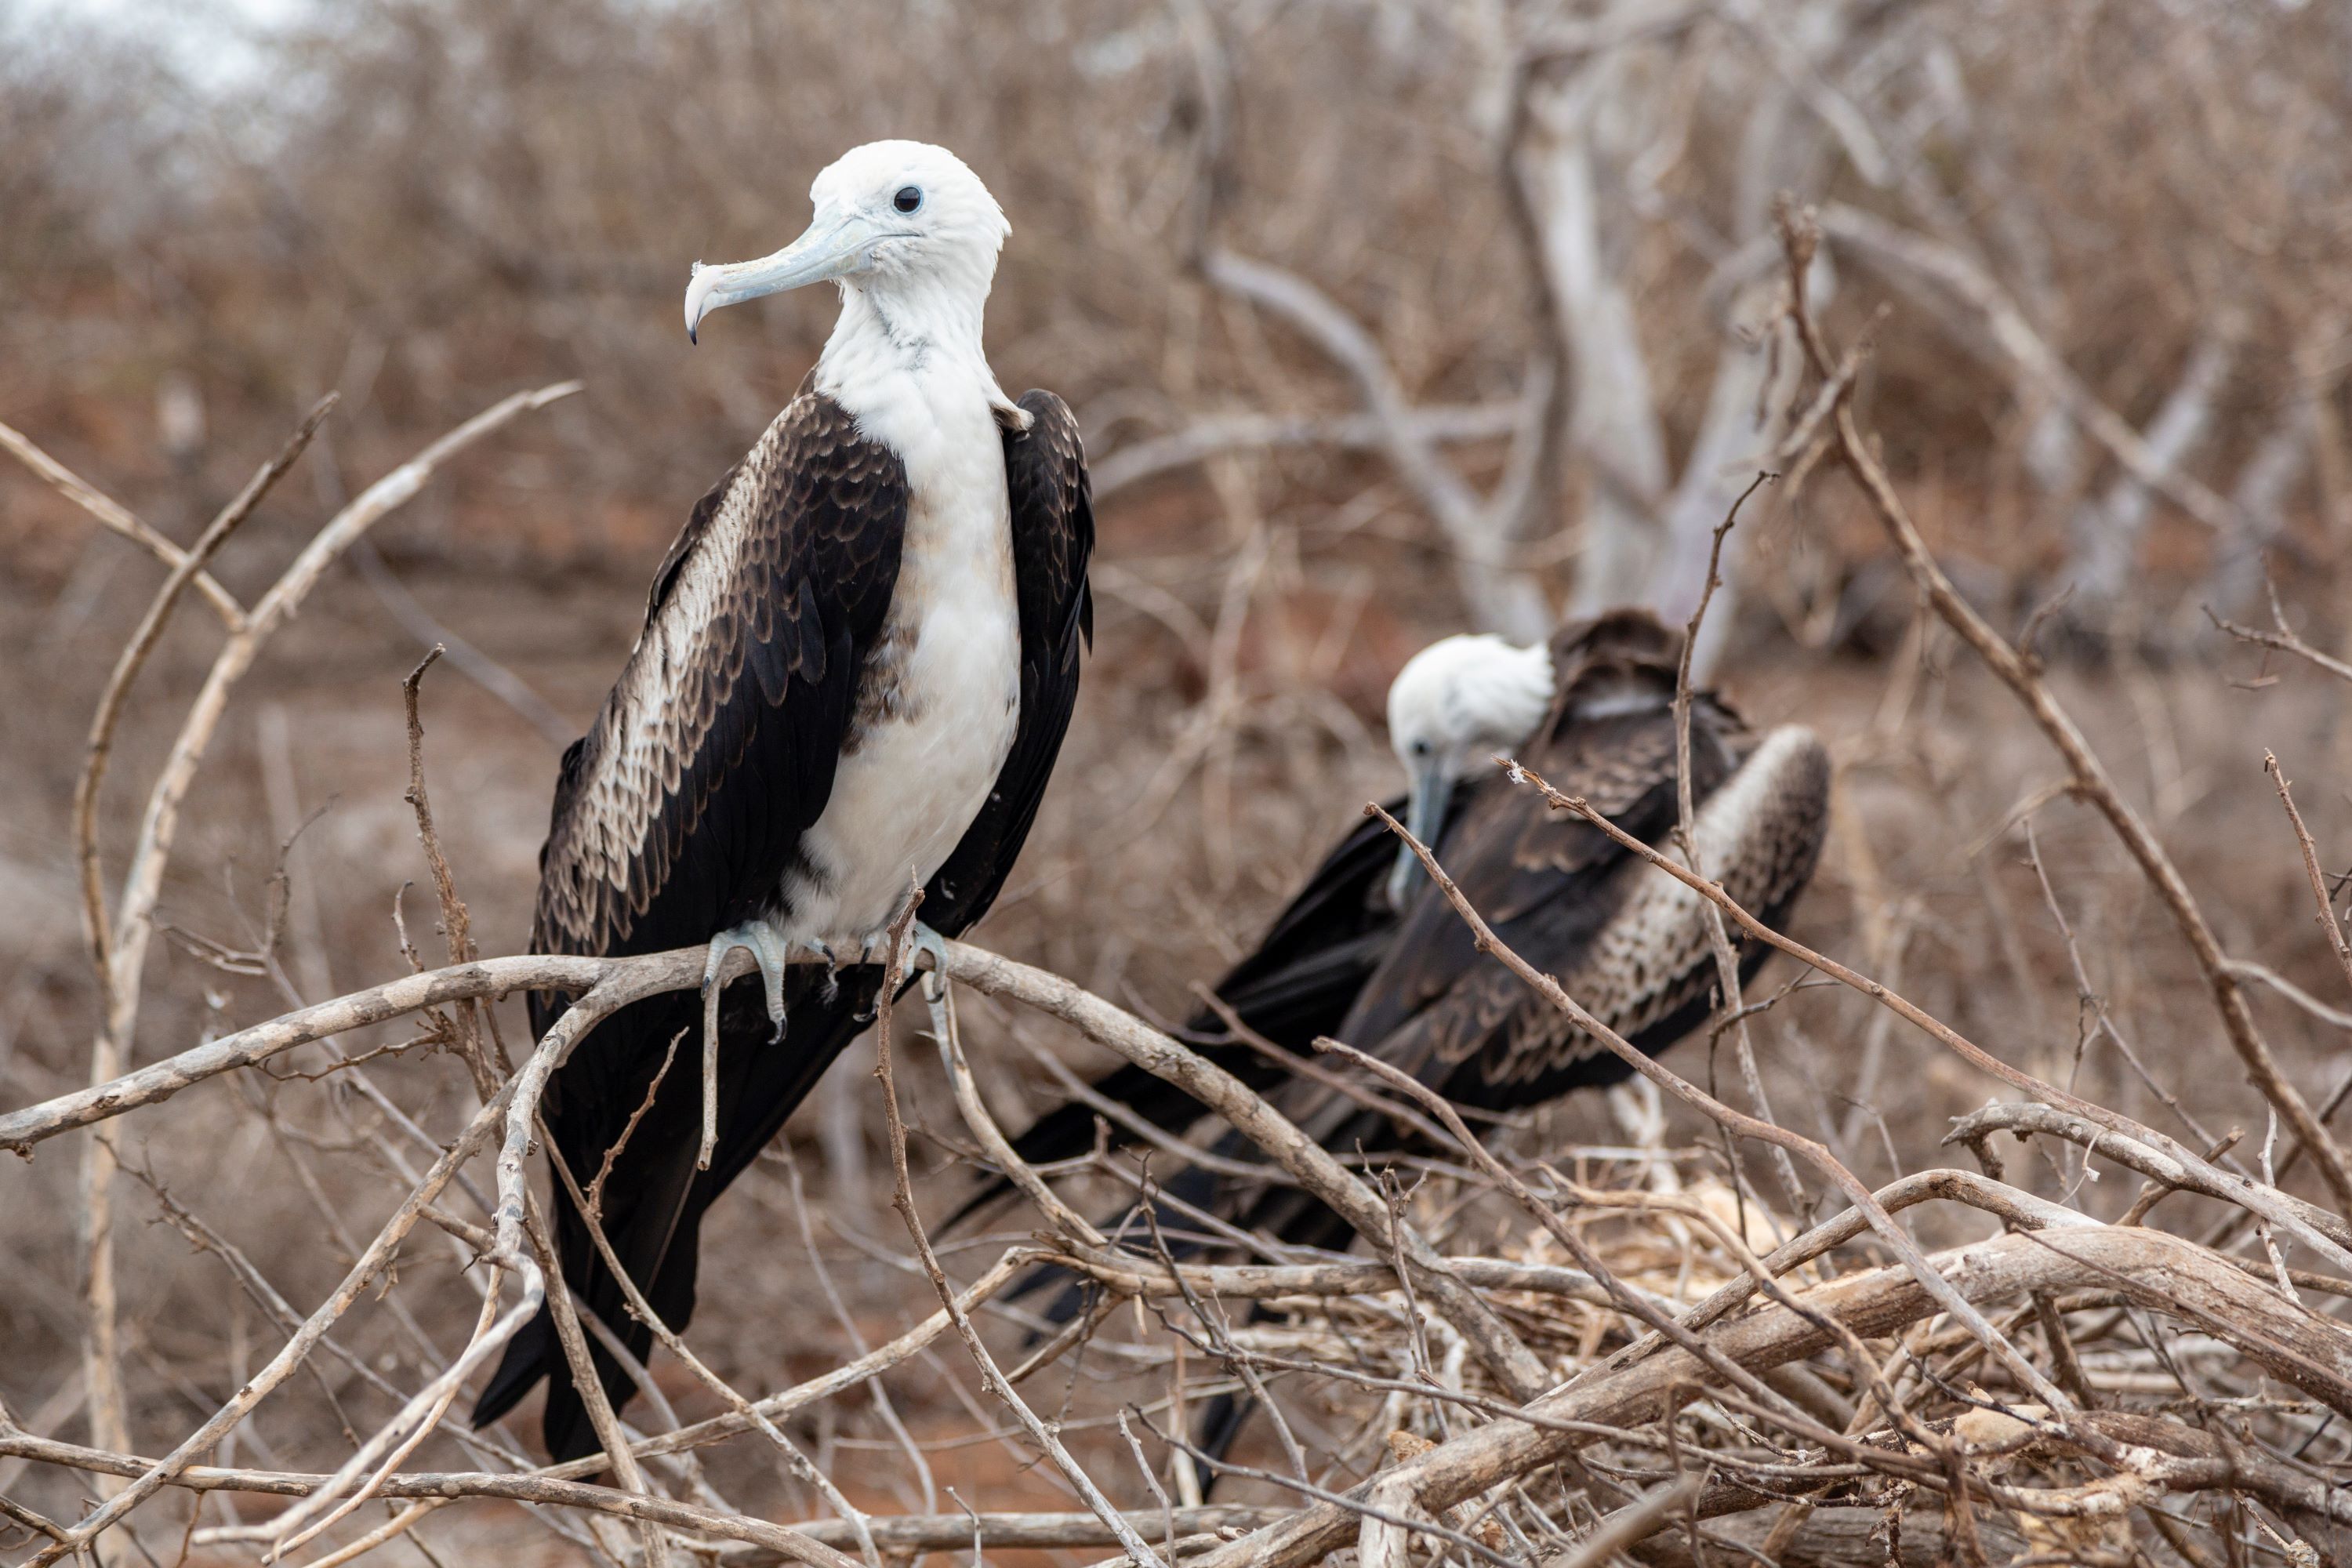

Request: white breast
left=778, top=356, right=1022, bottom=946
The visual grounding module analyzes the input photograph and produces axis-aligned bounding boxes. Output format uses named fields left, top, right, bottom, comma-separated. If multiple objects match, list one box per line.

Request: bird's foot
left=898, top=920, right=955, bottom=1045
left=699, top=918, right=793, bottom=1172
left=903, top=920, right=951, bottom=1004
left=702, top=919, right=794, bottom=1041
left=849, top=917, right=954, bottom=1033
left=862, top=920, right=949, bottom=996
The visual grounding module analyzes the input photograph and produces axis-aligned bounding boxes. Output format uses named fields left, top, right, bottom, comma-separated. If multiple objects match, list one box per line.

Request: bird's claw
left=703, top=919, right=793, bottom=1041
left=906, top=921, right=951, bottom=1004
left=698, top=919, right=793, bottom=1173
left=901, top=921, right=954, bottom=1045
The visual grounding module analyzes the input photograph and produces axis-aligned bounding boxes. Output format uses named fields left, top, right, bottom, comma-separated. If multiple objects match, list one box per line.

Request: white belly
left=777, top=439, right=1020, bottom=943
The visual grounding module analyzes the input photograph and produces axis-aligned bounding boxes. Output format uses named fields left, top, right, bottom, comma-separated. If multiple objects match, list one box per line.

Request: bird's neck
left=816, top=277, right=1019, bottom=426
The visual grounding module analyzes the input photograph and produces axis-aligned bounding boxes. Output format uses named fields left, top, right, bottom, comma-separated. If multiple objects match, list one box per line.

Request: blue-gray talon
left=702, top=919, right=793, bottom=1035
left=697, top=917, right=793, bottom=1171
left=893, top=920, right=953, bottom=1043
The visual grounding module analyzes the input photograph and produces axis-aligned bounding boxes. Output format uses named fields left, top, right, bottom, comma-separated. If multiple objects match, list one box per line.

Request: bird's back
left=1296, top=608, right=1828, bottom=1135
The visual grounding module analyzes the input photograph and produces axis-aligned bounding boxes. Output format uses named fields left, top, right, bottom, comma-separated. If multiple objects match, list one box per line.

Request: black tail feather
left=469, top=1305, right=556, bottom=1433
left=944, top=803, right=1414, bottom=1236
left=470, top=967, right=885, bottom=1458
left=1187, top=1385, right=1254, bottom=1496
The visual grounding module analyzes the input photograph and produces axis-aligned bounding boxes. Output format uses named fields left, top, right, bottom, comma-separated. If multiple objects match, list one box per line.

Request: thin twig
left=0, top=416, right=245, bottom=624
left=1777, top=200, right=2352, bottom=1214
left=2263, top=752, right=2352, bottom=1001
left=871, top=891, right=1174, bottom=1568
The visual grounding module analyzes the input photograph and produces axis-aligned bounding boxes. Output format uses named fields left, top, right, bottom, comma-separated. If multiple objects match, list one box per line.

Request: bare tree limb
left=1778, top=203, right=2352, bottom=1215
left=1817, top=202, right=2246, bottom=538
left=0, top=416, right=246, bottom=625
left=2209, top=587, right=2352, bottom=688
left=1088, top=403, right=1524, bottom=499
left=1203, top=249, right=1552, bottom=641
left=71, top=395, right=336, bottom=983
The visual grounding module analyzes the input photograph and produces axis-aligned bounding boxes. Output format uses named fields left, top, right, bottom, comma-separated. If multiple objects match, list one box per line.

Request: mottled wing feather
left=532, top=392, right=908, bottom=962
left=1490, top=717, right=1692, bottom=922
left=643, top=459, right=742, bottom=633
left=1392, top=719, right=1835, bottom=1109
left=1466, top=723, right=1833, bottom=1095
left=1389, top=695, right=1743, bottom=1084
left=477, top=394, right=909, bottom=1457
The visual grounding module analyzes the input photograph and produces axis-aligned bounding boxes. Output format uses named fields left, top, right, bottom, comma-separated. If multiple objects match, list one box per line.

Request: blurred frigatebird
left=964, top=610, right=1829, bottom=1475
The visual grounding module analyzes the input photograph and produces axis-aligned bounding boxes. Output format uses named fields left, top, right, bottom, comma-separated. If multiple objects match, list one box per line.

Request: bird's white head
left=1382, top=633, right=1556, bottom=909
left=683, top=140, right=1011, bottom=352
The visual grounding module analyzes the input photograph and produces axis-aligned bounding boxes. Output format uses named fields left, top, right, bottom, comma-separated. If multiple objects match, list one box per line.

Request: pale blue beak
left=1385, top=760, right=1454, bottom=911
left=683, top=213, right=911, bottom=343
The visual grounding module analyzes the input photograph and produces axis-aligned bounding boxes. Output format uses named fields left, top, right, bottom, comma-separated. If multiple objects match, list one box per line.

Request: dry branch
left=1944, top=1101, right=2352, bottom=1255
left=2211, top=590, right=2352, bottom=688
left=0, top=1436, right=1285, bottom=1562
left=1089, top=402, right=1523, bottom=499
left=71, top=394, right=336, bottom=979
left=0, top=416, right=245, bottom=624
left=20, top=935, right=1623, bottom=1407
left=1203, top=248, right=1552, bottom=642
left=1817, top=202, right=2246, bottom=538
left=1774, top=203, right=2352, bottom=1214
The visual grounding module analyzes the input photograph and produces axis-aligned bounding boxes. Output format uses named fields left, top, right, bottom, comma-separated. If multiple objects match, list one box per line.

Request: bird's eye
left=893, top=186, right=923, bottom=214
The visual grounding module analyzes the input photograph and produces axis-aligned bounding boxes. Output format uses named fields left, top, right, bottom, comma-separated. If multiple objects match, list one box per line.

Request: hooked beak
left=683, top=212, right=910, bottom=343
left=1385, top=760, right=1454, bottom=911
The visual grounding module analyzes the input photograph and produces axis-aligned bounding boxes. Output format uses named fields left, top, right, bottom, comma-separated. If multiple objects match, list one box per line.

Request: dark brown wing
left=1428, top=721, right=1830, bottom=1105
left=533, top=390, right=907, bottom=963
left=476, top=390, right=908, bottom=1460
left=1323, top=612, right=1723, bottom=1092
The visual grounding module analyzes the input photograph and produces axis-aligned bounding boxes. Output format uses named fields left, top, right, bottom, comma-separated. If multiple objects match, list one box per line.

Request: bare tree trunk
left=1651, top=41, right=1833, bottom=676
left=1526, top=60, right=1671, bottom=619
left=2203, top=319, right=2339, bottom=621
left=1530, top=0, right=1847, bottom=677
left=2064, top=326, right=2238, bottom=635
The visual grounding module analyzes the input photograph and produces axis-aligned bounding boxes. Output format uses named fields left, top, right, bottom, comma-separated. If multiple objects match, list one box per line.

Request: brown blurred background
left=5, top=0, right=2352, bottom=1555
